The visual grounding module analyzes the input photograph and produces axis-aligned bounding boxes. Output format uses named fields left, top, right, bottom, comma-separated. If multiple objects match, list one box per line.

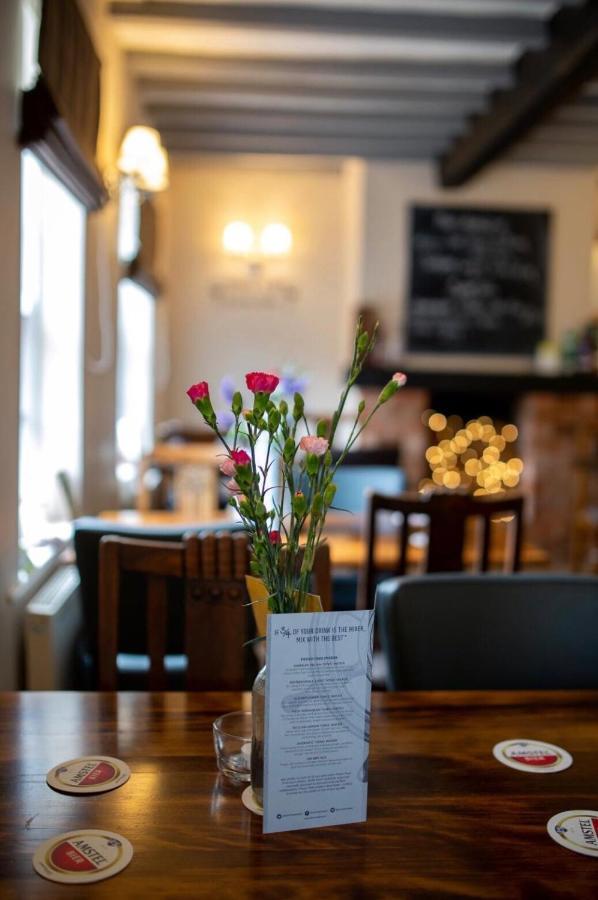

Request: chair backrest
left=377, top=573, right=598, bottom=690
left=98, top=536, right=188, bottom=691
left=98, top=532, right=252, bottom=691
left=97, top=531, right=333, bottom=690
left=74, top=517, right=242, bottom=679
left=359, top=491, right=524, bottom=609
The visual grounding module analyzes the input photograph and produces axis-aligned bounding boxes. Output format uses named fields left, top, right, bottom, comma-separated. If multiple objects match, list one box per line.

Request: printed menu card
left=263, top=609, right=374, bottom=833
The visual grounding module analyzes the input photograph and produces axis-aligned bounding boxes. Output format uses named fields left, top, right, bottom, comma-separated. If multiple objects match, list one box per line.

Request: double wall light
left=222, top=221, right=293, bottom=258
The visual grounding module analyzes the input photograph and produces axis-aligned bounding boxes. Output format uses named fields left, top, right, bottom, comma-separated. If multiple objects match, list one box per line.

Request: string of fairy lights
left=419, top=412, right=524, bottom=496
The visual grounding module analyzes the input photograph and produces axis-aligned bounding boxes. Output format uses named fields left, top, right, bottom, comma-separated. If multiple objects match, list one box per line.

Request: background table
left=2, top=691, right=597, bottom=897
left=98, top=509, right=550, bottom=571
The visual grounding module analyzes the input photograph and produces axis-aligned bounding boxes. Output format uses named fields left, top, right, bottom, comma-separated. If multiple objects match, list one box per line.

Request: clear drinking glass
left=212, top=711, right=253, bottom=784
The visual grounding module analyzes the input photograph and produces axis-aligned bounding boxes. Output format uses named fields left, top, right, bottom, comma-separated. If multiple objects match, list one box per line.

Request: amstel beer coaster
left=33, top=829, right=133, bottom=884
left=46, top=756, right=130, bottom=794
left=492, top=739, right=572, bottom=773
left=547, top=811, right=598, bottom=857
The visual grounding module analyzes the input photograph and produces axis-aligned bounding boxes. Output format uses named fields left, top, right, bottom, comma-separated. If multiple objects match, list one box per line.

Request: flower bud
left=292, top=490, right=307, bottom=517
left=316, top=419, right=328, bottom=438
left=311, top=493, right=323, bottom=518
left=268, top=408, right=281, bottom=433
left=358, top=399, right=366, bottom=415
left=292, top=392, right=304, bottom=420
left=232, top=391, right=243, bottom=416
left=306, top=453, right=319, bottom=476
left=378, top=379, right=400, bottom=405
left=279, top=399, right=288, bottom=417
left=283, top=437, right=296, bottom=464
left=324, top=483, right=337, bottom=507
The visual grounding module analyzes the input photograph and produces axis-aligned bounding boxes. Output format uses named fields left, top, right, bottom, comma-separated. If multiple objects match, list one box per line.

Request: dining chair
left=358, top=491, right=524, bottom=609
left=98, top=532, right=256, bottom=691
left=98, top=532, right=333, bottom=690
left=74, top=516, right=242, bottom=687
left=376, top=573, right=598, bottom=690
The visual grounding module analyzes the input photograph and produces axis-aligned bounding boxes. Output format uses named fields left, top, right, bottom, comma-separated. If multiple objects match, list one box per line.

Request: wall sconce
left=222, top=221, right=293, bottom=266
left=117, top=126, right=169, bottom=193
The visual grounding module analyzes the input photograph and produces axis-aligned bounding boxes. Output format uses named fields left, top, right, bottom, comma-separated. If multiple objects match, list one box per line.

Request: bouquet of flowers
left=187, top=319, right=406, bottom=614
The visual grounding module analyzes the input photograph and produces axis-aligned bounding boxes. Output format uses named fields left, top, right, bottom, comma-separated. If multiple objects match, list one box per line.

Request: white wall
left=358, top=161, right=596, bottom=371
left=0, top=0, right=22, bottom=688
left=166, top=157, right=351, bottom=422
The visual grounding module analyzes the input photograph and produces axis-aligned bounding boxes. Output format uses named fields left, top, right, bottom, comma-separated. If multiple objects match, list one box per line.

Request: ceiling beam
left=110, top=2, right=547, bottom=43
left=148, top=106, right=466, bottom=139
left=161, top=131, right=448, bottom=157
left=139, top=76, right=487, bottom=105
left=139, top=85, right=486, bottom=116
left=129, top=54, right=513, bottom=94
left=439, top=0, right=598, bottom=186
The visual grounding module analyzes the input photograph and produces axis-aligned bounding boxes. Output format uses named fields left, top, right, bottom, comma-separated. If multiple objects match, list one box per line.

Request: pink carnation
left=220, top=449, right=251, bottom=476
left=245, top=371, right=280, bottom=394
left=392, top=372, right=407, bottom=387
left=300, top=435, right=329, bottom=457
left=186, top=381, right=210, bottom=402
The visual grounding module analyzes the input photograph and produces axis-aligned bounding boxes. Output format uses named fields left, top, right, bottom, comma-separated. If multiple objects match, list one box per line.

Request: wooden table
left=98, top=508, right=549, bottom=571
left=2, top=691, right=597, bottom=897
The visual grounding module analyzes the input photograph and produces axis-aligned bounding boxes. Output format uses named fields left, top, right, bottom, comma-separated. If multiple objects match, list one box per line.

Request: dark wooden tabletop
left=2, top=691, right=598, bottom=898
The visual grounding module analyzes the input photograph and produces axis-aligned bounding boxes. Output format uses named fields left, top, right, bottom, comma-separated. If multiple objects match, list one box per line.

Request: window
left=115, top=280, right=156, bottom=493
left=18, top=150, right=86, bottom=574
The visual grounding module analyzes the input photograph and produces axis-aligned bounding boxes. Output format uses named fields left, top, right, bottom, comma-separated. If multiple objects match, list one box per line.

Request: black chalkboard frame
left=405, top=204, right=551, bottom=356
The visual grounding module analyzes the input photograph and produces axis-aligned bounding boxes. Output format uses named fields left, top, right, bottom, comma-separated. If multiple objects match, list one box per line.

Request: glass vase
left=250, top=663, right=266, bottom=809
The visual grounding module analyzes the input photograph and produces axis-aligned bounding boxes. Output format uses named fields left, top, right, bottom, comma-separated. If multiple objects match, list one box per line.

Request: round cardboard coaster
left=33, top=829, right=133, bottom=884
left=241, top=786, right=264, bottom=817
left=492, top=739, right=572, bottom=773
left=547, top=811, right=598, bottom=857
left=46, top=756, right=130, bottom=794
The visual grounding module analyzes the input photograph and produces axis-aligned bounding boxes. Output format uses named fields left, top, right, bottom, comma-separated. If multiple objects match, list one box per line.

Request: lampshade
left=118, top=126, right=169, bottom=192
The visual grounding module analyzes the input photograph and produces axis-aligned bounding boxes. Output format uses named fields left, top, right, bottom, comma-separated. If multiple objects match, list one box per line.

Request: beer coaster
left=492, top=739, right=572, bottom=773
left=33, top=829, right=133, bottom=884
left=46, top=756, right=130, bottom=794
left=241, top=786, right=263, bottom=817
left=547, top=811, right=598, bottom=857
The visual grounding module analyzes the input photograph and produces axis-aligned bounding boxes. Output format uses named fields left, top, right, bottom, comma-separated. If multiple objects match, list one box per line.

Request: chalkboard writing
left=406, top=206, right=550, bottom=355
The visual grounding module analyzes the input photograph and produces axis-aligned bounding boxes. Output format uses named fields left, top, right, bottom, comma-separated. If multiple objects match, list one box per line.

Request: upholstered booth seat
left=377, top=573, right=598, bottom=690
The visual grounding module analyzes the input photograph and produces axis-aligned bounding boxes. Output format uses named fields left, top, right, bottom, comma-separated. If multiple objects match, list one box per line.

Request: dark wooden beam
left=439, top=1, right=598, bottom=186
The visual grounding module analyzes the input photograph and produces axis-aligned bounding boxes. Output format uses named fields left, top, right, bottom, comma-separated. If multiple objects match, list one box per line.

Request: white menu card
left=263, top=609, right=374, bottom=834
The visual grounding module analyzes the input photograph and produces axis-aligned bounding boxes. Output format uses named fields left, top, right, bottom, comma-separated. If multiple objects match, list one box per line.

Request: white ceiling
left=108, top=0, right=597, bottom=169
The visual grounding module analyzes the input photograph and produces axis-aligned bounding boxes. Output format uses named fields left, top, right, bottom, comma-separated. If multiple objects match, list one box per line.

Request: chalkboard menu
left=406, top=205, right=550, bottom=355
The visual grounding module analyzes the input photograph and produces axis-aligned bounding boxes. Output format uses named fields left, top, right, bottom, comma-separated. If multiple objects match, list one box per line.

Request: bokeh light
left=419, top=412, right=524, bottom=495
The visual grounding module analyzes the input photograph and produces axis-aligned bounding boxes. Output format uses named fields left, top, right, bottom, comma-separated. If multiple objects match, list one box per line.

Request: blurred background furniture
left=98, top=532, right=254, bottom=690
left=137, top=441, right=221, bottom=516
left=74, top=516, right=241, bottom=688
left=377, top=573, right=598, bottom=690
left=77, top=516, right=333, bottom=690
left=571, top=421, right=598, bottom=573
left=358, top=492, right=525, bottom=609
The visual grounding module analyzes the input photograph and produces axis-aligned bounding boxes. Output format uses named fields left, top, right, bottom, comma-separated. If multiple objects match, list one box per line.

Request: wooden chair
left=98, top=533, right=333, bottom=690
left=358, top=492, right=524, bottom=610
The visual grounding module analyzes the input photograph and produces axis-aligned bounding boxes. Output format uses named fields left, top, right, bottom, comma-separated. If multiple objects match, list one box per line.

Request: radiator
left=25, top=565, right=82, bottom=690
